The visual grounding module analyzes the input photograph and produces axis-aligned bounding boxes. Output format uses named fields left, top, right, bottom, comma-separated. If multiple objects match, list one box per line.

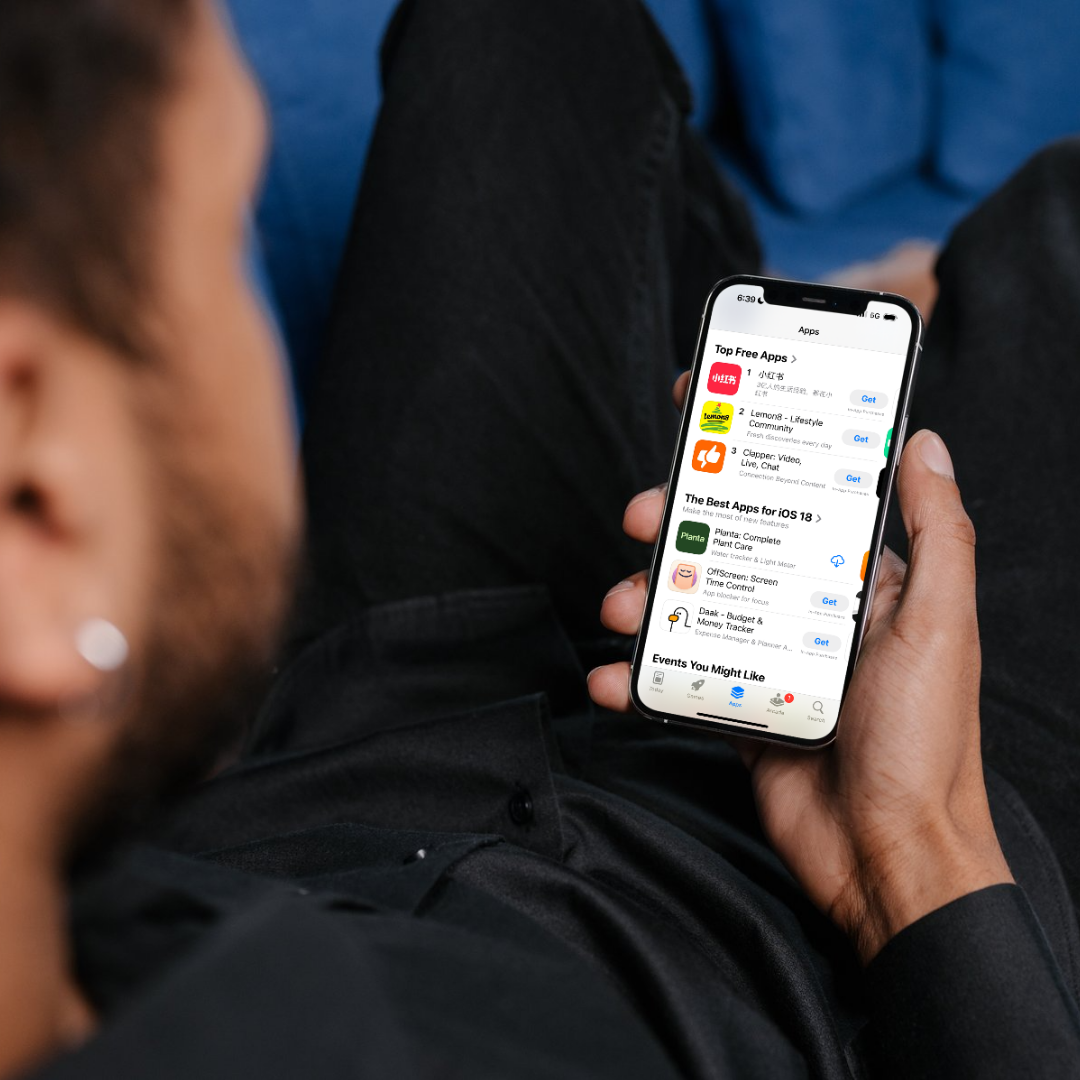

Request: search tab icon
left=812, top=701, right=824, bottom=714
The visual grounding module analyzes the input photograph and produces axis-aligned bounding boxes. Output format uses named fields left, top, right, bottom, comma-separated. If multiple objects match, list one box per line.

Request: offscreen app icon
left=667, top=560, right=702, bottom=595
left=691, top=439, right=726, bottom=474
left=708, top=362, right=741, bottom=395
left=700, top=401, right=734, bottom=434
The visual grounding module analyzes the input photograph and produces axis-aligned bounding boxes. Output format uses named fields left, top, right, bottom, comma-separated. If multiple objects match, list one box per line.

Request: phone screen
left=631, top=277, right=920, bottom=745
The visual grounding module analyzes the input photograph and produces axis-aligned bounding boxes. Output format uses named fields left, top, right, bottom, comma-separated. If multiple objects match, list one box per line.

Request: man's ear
left=0, top=300, right=150, bottom=711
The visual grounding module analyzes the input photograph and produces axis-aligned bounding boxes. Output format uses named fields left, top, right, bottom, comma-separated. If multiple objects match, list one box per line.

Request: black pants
left=297, top=0, right=1080, bottom=904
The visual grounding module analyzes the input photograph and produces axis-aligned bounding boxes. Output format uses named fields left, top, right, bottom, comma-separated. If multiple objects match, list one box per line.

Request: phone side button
left=878, top=415, right=910, bottom=497
left=896, top=414, right=910, bottom=455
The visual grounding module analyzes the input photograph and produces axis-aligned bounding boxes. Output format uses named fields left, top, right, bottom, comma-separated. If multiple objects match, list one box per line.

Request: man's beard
left=70, top=413, right=300, bottom=864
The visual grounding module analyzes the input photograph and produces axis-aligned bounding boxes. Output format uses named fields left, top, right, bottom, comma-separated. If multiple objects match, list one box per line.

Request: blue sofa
left=227, top=0, right=1080, bottom=406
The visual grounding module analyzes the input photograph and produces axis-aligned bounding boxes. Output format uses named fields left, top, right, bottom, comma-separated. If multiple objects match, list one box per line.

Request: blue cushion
left=723, top=160, right=978, bottom=280
left=708, top=0, right=932, bottom=214
left=644, top=0, right=719, bottom=127
left=934, top=0, right=1080, bottom=194
left=227, top=0, right=400, bottom=395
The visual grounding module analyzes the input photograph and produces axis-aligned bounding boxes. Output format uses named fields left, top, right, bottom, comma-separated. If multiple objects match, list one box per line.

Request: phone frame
left=629, top=274, right=922, bottom=747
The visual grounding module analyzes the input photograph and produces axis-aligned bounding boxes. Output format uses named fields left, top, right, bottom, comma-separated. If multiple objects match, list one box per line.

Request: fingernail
left=916, top=431, right=954, bottom=479
left=627, top=484, right=666, bottom=507
left=605, top=580, right=636, bottom=599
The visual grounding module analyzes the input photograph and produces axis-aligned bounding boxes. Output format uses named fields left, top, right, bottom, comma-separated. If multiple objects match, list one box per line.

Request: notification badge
left=708, top=362, right=742, bottom=395
left=691, top=439, right=727, bottom=474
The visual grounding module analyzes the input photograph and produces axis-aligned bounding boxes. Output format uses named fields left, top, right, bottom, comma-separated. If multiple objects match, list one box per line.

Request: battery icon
left=883, top=313, right=896, bottom=321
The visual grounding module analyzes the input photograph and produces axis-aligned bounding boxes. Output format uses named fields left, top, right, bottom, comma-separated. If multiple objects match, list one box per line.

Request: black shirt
left=35, top=587, right=1080, bottom=1078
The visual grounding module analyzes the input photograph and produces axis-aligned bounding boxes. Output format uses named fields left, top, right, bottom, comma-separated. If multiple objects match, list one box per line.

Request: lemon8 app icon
left=667, top=560, right=702, bottom=595
left=700, top=400, right=733, bottom=435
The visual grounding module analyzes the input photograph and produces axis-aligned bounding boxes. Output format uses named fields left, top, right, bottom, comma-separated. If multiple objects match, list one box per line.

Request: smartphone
left=630, top=275, right=921, bottom=746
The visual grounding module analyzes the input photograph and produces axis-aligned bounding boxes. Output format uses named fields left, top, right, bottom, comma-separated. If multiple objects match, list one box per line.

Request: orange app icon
left=691, top=439, right=727, bottom=474
left=860, top=551, right=869, bottom=581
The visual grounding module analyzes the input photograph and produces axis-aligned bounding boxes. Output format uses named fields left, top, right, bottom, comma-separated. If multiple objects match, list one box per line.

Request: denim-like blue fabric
left=934, top=0, right=1080, bottom=194
left=707, top=0, right=932, bottom=215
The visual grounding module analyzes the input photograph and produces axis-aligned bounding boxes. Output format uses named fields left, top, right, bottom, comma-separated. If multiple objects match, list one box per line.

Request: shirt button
left=508, top=789, right=534, bottom=826
left=404, top=848, right=428, bottom=864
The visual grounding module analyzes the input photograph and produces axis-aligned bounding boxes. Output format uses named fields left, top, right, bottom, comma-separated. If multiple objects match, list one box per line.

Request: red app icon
left=708, top=362, right=742, bottom=395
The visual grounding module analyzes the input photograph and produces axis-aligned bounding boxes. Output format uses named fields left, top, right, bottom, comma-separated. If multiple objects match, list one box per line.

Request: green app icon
left=675, top=519, right=710, bottom=555
left=884, top=427, right=893, bottom=458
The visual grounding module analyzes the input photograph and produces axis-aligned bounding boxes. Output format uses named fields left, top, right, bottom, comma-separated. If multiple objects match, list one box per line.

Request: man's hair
left=0, top=0, right=194, bottom=359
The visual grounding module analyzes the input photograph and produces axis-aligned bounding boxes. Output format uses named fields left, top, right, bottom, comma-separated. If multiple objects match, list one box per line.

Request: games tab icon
left=700, top=400, right=734, bottom=434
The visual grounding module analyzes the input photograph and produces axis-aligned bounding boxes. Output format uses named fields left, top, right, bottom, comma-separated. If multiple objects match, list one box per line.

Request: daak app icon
left=661, top=599, right=694, bottom=634
left=700, top=400, right=734, bottom=434
left=708, top=362, right=742, bottom=395
left=666, top=560, right=702, bottom=595
left=691, top=439, right=726, bottom=474
left=675, top=519, right=710, bottom=554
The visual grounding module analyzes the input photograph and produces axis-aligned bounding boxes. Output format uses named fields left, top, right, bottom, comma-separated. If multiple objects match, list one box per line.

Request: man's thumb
left=895, top=429, right=977, bottom=619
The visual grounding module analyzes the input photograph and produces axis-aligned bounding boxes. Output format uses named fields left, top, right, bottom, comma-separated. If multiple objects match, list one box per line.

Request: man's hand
left=589, top=375, right=1013, bottom=963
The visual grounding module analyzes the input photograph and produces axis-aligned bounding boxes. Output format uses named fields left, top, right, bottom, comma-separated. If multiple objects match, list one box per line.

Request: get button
left=810, top=591, right=849, bottom=612
left=834, top=468, right=870, bottom=487
left=803, top=631, right=841, bottom=653
left=850, top=389, right=888, bottom=409
left=842, top=429, right=881, bottom=449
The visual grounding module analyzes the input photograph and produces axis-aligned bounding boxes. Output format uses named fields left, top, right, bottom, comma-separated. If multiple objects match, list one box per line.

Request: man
left=0, top=0, right=1076, bottom=1076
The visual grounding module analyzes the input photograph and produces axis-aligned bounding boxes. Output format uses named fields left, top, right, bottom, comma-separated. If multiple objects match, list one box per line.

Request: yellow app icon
left=700, top=400, right=733, bottom=435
